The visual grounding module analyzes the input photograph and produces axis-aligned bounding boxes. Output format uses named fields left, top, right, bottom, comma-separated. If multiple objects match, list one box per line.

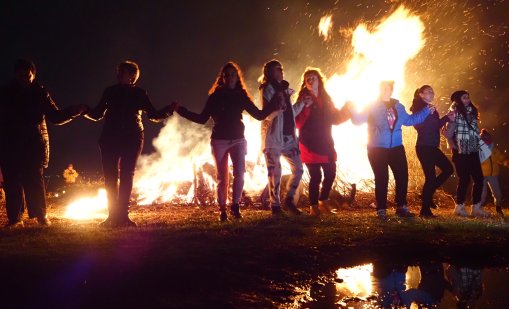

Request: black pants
left=100, top=136, right=143, bottom=219
left=1, top=160, right=46, bottom=223
left=452, top=151, right=483, bottom=204
left=367, top=146, right=408, bottom=210
left=416, top=146, right=454, bottom=210
left=305, top=162, right=336, bottom=205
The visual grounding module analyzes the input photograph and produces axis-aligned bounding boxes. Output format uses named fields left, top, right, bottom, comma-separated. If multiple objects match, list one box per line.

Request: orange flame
left=318, top=14, right=333, bottom=41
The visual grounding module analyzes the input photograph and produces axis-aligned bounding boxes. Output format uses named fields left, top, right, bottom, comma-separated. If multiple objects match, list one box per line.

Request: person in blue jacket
left=350, top=80, right=434, bottom=221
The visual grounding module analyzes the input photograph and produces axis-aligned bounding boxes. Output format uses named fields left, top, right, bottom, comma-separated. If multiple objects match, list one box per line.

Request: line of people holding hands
left=0, top=58, right=500, bottom=227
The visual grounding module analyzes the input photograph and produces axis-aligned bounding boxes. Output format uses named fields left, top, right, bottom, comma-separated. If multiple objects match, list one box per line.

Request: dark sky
left=2, top=0, right=508, bottom=175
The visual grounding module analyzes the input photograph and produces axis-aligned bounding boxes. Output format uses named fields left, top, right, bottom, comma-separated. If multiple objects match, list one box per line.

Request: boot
left=309, top=204, right=320, bottom=216
left=496, top=206, right=504, bottom=217
left=419, top=207, right=436, bottom=218
left=318, top=200, right=333, bottom=214
left=230, top=203, right=242, bottom=220
left=453, top=203, right=468, bottom=217
left=219, top=209, right=228, bottom=222
left=471, top=203, right=490, bottom=218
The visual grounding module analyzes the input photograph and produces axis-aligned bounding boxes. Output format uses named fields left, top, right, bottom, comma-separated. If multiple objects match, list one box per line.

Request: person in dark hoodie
left=0, top=59, right=86, bottom=227
left=85, top=60, right=174, bottom=227
left=175, top=61, right=280, bottom=222
left=410, top=85, right=455, bottom=218
left=350, top=80, right=434, bottom=221
left=295, top=68, right=350, bottom=216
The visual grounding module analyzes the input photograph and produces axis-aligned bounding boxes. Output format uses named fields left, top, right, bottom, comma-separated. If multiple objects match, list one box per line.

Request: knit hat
left=450, top=90, right=468, bottom=103
left=480, top=128, right=493, bottom=145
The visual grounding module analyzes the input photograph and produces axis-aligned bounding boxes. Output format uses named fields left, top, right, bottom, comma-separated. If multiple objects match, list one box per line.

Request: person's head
left=209, top=61, right=249, bottom=95
left=299, top=68, right=327, bottom=97
left=68, top=164, right=74, bottom=169
left=261, top=60, right=283, bottom=84
left=451, top=90, right=470, bottom=106
left=480, top=128, right=493, bottom=145
left=379, top=80, right=394, bottom=102
left=14, top=59, right=36, bottom=85
left=117, top=61, right=140, bottom=85
left=410, top=85, right=434, bottom=112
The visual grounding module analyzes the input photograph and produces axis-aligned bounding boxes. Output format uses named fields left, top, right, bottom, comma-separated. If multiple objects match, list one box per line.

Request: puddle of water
left=302, top=262, right=509, bottom=308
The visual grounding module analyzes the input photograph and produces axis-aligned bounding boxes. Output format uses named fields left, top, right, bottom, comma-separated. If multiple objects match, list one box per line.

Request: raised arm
left=176, top=95, right=213, bottom=124
left=42, top=89, right=83, bottom=125
left=331, top=103, right=351, bottom=125
left=243, top=91, right=276, bottom=120
left=141, top=90, right=172, bottom=122
left=85, top=90, right=108, bottom=122
left=400, top=103, right=431, bottom=126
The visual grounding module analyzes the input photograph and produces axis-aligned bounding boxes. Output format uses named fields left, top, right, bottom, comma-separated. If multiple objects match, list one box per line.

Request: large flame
left=318, top=14, right=333, bottom=41
left=64, top=5, right=425, bottom=218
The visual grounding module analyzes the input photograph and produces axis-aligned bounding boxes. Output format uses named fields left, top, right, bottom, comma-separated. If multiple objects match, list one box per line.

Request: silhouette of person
left=0, top=59, right=86, bottom=227
left=85, top=60, right=174, bottom=227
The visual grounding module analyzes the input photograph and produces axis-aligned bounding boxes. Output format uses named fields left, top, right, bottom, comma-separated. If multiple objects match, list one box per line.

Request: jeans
left=452, top=151, right=483, bottom=204
left=264, top=135, right=303, bottom=207
left=415, top=146, right=454, bottom=209
left=305, top=162, right=336, bottom=205
left=100, top=136, right=143, bottom=219
left=211, top=138, right=247, bottom=208
left=367, top=145, right=408, bottom=210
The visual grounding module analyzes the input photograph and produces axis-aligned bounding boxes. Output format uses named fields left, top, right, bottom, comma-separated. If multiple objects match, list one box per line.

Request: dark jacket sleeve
left=176, top=95, right=213, bottom=124
left=243, top=91, right=275, bottom=120
left=141, top=90, right=170, bottom=122
left=42, top=89, right=81, bottom=125
left=85, top=89, right=108, bottom=121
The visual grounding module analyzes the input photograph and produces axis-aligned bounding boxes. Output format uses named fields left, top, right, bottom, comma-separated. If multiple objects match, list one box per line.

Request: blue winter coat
left=351, top=98, right=430, bottom=149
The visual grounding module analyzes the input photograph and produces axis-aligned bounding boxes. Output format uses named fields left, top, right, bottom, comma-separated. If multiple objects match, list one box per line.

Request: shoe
left=6, top=220, right=24, bottom=228
left=395, top=205, right=415, bottom=218
left=284, top=197, right=301, bottom=215
left=309, top=204, right=320, bottom=216
left=471, top=203, right=490, bottom=218
left=230, top=203, right=242, bottom=220
left=219, top=210, right=228, bottom=222
left=37, top=216, right=51, bottom=226
left=419, top=208, right=436, bottom=218
left=318, top=200, right=333, bottom=214
left=496, top=206, right=504, bottom=217
left=377, top=209, right=387, bottom=222
left=453, top=203, right=468, bottom=217
left=271, top=206, right=284, bottom=217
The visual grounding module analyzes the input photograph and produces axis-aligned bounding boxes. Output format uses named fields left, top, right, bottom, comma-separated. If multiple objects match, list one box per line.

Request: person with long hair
left=446, top=90, right=489, bottom=217
left=410, top=85, right=454, bottom=218
left=175, top=61, right=279, bottom=221
left=259, top=59, right=312, bottom=216
left=86, top=61, right=174, bottom=227
left=350, top=80, right=434, bottom=221
left=294, top=68, right=350, bottom=216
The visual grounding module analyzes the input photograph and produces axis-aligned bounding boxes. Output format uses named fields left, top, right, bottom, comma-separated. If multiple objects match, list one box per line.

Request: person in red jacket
left=295, top=68, right=350, bottom=216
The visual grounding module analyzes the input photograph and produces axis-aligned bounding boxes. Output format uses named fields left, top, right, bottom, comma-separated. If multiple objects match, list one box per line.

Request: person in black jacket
left=175, top=61, right=279, bottom=221
left=410, top=85, right=455, bottom=218
left=0, top=59, right=86, bottom=227
left=86, top=60, right=174, bottom=227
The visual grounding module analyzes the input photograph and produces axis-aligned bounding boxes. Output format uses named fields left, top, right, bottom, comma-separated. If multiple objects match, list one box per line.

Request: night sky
left=2, top=0, right=508, bottom=176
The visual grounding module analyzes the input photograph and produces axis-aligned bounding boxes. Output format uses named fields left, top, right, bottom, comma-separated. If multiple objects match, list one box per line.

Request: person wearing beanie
left=479, top=129, right=508, bottom=216
left=444, top=90, right=489, bottom=217
left=410, top=85, right=455, bottom=218
left=350, top=80, right=434, bottom=221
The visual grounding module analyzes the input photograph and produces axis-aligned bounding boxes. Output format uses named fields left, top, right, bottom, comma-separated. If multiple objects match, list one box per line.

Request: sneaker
left=6, top=220, right=24, bottom=228
left=377, top=209, right=387, bottom=222
left=37, top=216, right=51, bottom=226
left=453, top=203, right=468, bottom=217
left=284, top=197, right=302, bottom=215
left=309, top=205, right=320, bottom=216
left=230, top=203, right=242, bottom=220
left=395, top=205, right=415, bottom=218
left=419, top=208, right=436, bottom=218
left=219, top=210, right=228, bottom=222
left=471, top=203, right=490, bottom=218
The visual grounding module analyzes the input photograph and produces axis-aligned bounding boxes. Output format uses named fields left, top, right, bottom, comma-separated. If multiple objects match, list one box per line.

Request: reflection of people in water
left=373, top=262, right=434, bottom=308
left=445, top=264, right=483, bottom=308
left=418, top=261, right=451, bottom=306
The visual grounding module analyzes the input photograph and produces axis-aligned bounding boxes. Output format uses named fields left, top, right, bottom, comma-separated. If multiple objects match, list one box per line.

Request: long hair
left=208, top=62, right=251, bottom=100
left=258, top=59, right=282, bottom=88
left=451, top=90, right=479, bottom=120
left=410, top=85, right=432, bottom=112
left=297, top=67, right=332, bottom=103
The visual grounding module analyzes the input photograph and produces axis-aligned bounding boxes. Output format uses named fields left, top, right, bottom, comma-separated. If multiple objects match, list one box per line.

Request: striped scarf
left=454, top=104, right=480, bottom=154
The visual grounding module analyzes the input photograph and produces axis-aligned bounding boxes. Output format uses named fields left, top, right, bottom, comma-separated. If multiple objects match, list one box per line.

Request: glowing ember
left=318, top=14, right=333, bottom=41
left=64, top=189, right=108, bottom=220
